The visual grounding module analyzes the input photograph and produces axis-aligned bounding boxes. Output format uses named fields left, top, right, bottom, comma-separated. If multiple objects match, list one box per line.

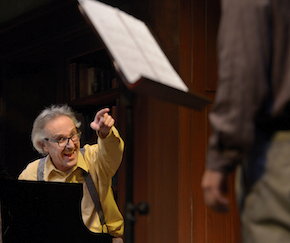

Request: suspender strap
left=36, top=148, right=106, bottom=226
left=83, top=171, right=106, bottom=226
left=37, top=156, right=47, bottom=181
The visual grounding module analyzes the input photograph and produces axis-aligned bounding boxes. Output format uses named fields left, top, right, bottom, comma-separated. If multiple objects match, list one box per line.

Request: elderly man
left=19, top=104, right=124, bottom=241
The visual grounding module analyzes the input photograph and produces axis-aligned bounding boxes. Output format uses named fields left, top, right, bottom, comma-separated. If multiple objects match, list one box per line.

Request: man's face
left=41, top=115, right=80, bottom=172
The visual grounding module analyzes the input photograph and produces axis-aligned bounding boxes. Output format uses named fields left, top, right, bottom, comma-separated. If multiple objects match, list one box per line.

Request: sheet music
left=78, top=0, right=189, bottom=92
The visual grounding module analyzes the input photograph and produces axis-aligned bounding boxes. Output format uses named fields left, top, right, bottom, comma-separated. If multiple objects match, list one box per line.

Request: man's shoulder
left=18, top=159, right=41, bottom=181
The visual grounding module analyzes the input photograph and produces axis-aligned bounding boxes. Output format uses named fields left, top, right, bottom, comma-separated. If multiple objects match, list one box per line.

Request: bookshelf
left=66, top=48, right=121, bottom=145
left=68, top=49, right=119, bottom=101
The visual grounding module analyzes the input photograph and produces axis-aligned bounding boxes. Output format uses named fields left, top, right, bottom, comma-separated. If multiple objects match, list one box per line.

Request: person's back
left=202, top=0, right=290, bottom=242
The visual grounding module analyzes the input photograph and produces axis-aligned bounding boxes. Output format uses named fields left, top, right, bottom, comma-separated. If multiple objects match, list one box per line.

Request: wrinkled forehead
left=43, top=115, right=76, bottom=137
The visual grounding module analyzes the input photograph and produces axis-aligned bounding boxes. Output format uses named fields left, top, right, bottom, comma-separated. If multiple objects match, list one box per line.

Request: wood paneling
left=179, top=0, right=242, bottom=243
left=133, top=95, right=149, bottom=243
left=132, top=0, right=180, bottom=242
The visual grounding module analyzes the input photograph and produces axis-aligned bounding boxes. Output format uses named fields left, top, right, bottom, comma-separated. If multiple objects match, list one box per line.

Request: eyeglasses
left=45, top=131, right=82, bottom=148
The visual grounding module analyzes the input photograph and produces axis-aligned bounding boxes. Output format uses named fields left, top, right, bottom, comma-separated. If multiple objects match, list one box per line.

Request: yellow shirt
left=18, top=126, right=124, bottom=237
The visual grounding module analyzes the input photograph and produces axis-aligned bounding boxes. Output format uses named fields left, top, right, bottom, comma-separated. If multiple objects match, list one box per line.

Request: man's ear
left=39, top=141, right=49, bottom=153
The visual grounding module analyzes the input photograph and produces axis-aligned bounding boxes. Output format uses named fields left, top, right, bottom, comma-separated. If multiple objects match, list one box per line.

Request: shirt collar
left=45, top=150, right=88, bottom=177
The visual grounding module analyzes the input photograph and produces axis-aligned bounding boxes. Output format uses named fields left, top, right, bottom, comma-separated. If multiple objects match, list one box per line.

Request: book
left=77, top=0, right=211, bottom=110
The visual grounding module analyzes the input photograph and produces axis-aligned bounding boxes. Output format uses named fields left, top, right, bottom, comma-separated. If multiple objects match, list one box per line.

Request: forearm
left=97, top=126, right=124, bottom=174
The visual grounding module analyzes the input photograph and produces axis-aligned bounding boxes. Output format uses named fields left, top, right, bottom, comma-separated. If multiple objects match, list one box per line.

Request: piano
left=0, top=179, right=112, bottom=243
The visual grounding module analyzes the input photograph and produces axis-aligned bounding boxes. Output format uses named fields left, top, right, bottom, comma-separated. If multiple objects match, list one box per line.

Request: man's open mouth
left=64, top=151, right=75, bottom=157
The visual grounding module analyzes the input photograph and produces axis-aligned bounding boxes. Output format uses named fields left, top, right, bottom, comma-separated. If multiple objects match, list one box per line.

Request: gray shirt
left=207, top=0, right=290, bottom=172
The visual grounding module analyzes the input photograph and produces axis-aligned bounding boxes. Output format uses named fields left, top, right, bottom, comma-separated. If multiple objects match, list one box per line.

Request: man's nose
left=65, top=138, right=75, bottom=148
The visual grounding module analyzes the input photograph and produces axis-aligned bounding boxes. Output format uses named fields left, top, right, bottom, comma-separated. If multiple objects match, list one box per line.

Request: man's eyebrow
left=50, top=128, right=77, bottom=139
left=71, top=128, right=78, bottom=134
left=50, top=134, right=64, bottom=140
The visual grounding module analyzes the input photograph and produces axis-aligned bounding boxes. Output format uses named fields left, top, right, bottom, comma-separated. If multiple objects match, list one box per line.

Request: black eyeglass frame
left=44, top=131, right=82, bottom=148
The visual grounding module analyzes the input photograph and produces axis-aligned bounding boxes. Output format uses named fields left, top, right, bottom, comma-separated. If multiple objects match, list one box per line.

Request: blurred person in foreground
left=19, top=104, right=124, bottom=243
left=202, top=0, right=290, bottom=242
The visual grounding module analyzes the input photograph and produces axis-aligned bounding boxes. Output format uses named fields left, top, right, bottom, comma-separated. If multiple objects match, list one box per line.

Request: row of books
left=69, top=62, right=119, bottom=100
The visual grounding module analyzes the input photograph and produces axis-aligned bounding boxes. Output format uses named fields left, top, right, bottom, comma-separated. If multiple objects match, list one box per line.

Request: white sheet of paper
left=78, top=0, right=189, bottom=92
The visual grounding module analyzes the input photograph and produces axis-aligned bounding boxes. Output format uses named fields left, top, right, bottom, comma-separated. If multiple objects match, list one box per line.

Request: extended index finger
left=96, top=108, right=110, bottom=118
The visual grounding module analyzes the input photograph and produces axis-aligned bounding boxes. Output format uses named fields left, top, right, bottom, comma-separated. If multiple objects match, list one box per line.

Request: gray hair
left=32, top=104, right=81, bottom=155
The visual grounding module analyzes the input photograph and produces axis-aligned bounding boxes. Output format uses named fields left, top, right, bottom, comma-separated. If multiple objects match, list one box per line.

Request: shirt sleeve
left=84, top=126, right=124, bottom=180
left=206, top=0, right=271, bottom=172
